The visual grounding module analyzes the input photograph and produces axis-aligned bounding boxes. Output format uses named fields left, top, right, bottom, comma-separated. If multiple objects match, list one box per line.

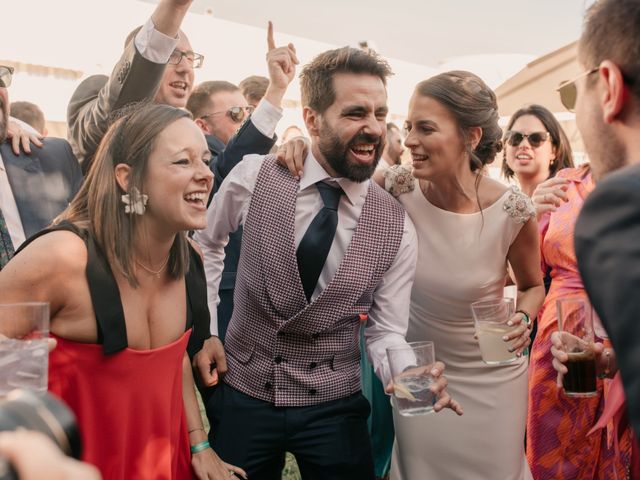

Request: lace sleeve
left=383, top=164, right=415, bottom=197
left=503, top=187, right=536, bottom=224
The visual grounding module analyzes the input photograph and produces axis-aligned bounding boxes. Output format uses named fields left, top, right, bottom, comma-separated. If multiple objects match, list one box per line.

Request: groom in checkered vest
left=194, top=47, right=455, bottom=479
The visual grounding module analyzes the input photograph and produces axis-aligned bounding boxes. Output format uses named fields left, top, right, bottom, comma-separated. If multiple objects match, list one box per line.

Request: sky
left=0, top=0, right=595, bottom=130
left=193, top=0, right=593, bottom=65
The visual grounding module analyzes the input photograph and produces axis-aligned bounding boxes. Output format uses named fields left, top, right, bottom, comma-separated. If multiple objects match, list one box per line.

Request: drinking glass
left=0, top=302, right=50, bottom=397
left=471, top=298, right=521, bottom=365
left=557, top=297, right=597, bottom=397
left=387, top=341, right=437, bottom=417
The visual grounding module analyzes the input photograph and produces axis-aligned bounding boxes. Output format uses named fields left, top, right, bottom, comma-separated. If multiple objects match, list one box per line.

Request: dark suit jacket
left=0, top=138, right=83, bottom=238
left=574, top=163, right=640, bottom=439
left=67, top=41, right=165, bottom=173
left=205, top=119, right=276, bottom=341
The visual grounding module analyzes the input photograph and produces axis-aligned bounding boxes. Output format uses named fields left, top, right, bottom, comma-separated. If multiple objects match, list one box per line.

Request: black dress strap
left=185, top=244, right=212, bottom=359
left=17, top=221, right=127, bottom=355
left=84, top=232, right=128, bottom=354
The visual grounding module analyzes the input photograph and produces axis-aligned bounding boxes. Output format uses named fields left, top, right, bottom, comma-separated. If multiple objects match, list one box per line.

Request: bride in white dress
left=380, top=71, right=544, bottom=480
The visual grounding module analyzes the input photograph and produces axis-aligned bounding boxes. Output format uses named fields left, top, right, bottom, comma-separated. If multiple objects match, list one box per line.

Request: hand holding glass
left=556, top=298, right=597, bottom=397
left=386, top=341, right=437, bottom=417
left=471, top=298, right=521, bottom=365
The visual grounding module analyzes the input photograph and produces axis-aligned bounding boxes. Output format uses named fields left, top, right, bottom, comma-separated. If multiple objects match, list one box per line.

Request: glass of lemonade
left=386, top=341, right=437, bottom=417
left=471, top=298, right=521, bottom=365
left=557, top=298, right=597, bottom=398
left=0, top=302, right=50, bottom=397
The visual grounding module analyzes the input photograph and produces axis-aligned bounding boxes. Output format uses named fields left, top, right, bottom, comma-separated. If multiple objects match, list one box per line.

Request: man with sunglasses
left=67, top=0, right=199, bottom=173
left=187, top=81, right=256, bottom=154
left=0, top=65, right=82, bottom=269
left=562, top=0, right=640, bottom=441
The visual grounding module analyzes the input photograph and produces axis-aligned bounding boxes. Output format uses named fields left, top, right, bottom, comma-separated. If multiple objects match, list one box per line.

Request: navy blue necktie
left=0, top=207, right=15, bottom=269
left=296, top=182, right=343, bottom=302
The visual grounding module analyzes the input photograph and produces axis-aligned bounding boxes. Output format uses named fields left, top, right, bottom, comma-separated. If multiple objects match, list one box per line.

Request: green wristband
left=190, top=440, right=211, bottom=454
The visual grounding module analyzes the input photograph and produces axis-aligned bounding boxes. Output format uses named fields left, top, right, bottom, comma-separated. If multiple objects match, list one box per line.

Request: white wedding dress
left=386, top=167, right=534, bottom=480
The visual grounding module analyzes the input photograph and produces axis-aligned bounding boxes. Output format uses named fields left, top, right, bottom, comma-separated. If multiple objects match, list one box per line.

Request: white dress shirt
left=135, top=18, right=179, bottom=64
left=247, top=99, right=282, bottom=139
left=0, top=152, right=26, bottom=249
left=194, top=153, right=418, bottom=384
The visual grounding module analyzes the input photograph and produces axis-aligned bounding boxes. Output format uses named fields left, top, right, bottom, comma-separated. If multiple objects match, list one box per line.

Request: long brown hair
left=58, top=103, right=192, bottom=286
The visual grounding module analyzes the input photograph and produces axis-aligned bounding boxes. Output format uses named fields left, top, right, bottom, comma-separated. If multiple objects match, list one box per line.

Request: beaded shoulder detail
left=503, top=186, right=536, bottom=224
left=384, top=164, right=415, bottom=197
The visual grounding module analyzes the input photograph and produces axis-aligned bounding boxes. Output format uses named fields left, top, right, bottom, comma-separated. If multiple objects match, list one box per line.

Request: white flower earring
left=121, top=187, right=148, bottom=215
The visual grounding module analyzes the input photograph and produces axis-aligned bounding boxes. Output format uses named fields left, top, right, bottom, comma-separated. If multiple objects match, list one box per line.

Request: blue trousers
left=209, top=383, right=375, bottom=480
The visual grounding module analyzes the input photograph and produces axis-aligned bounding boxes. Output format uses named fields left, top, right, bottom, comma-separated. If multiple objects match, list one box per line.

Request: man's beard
left=317, top=122, right=383, bottom=182
left=582, top=114, right=627, bottom=180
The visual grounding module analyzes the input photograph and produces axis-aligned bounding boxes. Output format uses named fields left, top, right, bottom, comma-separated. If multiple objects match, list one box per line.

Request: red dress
left=16, top=223, right=211, bottom=479
left=48, top=330, right=192, bottom=479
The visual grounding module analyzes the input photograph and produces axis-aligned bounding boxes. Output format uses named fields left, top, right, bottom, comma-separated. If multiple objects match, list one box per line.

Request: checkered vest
left=224, top=156, right=405, bottom=406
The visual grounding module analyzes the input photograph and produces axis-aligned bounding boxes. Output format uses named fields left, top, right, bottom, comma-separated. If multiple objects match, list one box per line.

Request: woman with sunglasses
left=502, top=104, right=574, bottom=198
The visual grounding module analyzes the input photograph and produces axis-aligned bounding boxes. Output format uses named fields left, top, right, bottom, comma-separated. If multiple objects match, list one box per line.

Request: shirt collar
left=298, top=151, right=369, bottom=206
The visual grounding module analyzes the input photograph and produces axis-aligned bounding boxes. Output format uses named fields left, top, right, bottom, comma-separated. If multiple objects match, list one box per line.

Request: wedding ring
left=229, top=471, right=235, bottom=477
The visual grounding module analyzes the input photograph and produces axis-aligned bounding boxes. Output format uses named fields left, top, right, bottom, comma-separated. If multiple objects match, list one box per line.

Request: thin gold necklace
left=135, top=255, right=170, bottom=278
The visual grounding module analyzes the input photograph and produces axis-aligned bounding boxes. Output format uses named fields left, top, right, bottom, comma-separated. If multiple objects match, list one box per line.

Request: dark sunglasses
left=505, top=130, right=550, bottom=148
left=200, top=106, right=254, bottom=124
left=168, top=49, right=204, bottom=69
left=0, top=65, right=14, bottom=88
left=557, top=67, right=599, bottom=112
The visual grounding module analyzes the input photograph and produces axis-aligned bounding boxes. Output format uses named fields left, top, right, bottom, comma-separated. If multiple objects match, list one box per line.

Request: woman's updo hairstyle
left=414, top=71, right=503, bottom=172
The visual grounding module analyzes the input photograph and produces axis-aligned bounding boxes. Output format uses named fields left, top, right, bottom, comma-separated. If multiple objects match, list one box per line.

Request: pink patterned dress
left=527, top=164, right=632, bottom=479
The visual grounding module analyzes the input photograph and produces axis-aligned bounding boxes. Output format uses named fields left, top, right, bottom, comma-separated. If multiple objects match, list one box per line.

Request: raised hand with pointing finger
left=264, top=21, right=299, bottom=108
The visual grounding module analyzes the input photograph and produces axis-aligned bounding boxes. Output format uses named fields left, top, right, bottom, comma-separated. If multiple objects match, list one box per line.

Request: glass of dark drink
left=556, top=298, right=597, bottom=397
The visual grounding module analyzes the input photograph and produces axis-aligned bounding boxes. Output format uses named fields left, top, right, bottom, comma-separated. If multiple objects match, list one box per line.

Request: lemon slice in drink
left=394, top=383, right=417, bottom=401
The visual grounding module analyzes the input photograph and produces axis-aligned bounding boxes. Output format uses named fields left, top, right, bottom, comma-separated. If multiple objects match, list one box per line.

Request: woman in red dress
left=0, top=103, right=246, bottom=479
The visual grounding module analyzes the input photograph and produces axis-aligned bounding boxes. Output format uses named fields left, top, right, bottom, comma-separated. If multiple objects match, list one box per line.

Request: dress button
left=309, top=362, right=317, bottom=369
left=311, top=333, right=319, bottom=339
left=308, top=388, right=317, bottom=396
left=277, top=331, right=285, bottom=337
left=264, top=381, right=273, bottom=390
left=274, top=356, right=283, bottom=364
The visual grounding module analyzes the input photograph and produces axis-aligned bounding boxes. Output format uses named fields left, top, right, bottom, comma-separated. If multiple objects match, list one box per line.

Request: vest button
left=274, top=356, right=283, bottom=364
left=308, top=388, right=317, bottom=395
left=264, top=381, right=273, bottom=390
left=309, top=362, right=317, bottom=369
left=311, top=333, right=319, bottom=339
left=277, top=331, right=285, bottom=337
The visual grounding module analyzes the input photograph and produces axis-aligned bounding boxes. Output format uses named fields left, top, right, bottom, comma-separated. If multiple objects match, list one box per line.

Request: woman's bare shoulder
left=0, top=231, right=88, bottom=306
left=14, top=230, right=87, bottom=273
left=474, top=175, right=509, bottom=208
